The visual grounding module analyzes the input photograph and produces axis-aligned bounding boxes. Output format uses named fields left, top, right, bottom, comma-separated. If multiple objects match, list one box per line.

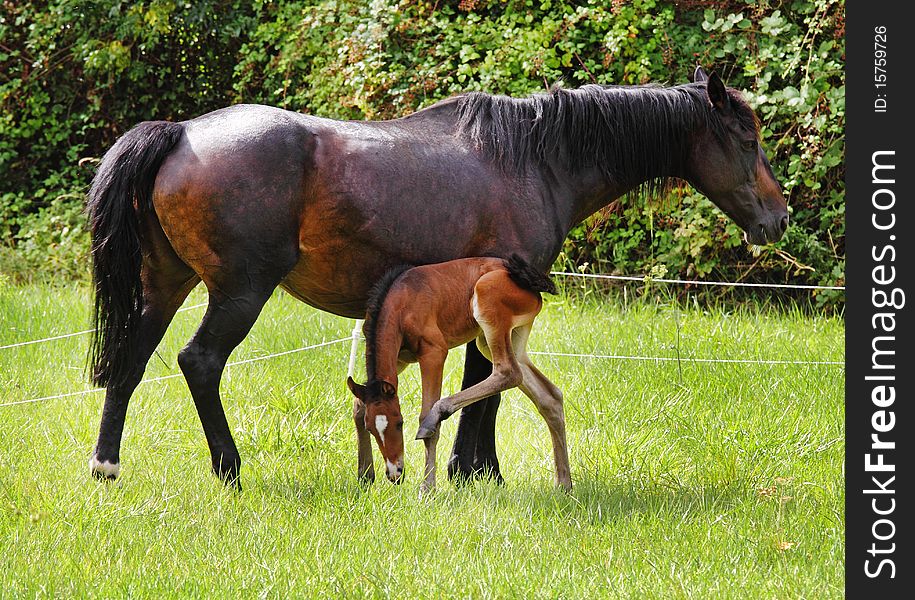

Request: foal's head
left=346, top=376, right=405, bottom=483
left=685, top=67, right=789, bottom=245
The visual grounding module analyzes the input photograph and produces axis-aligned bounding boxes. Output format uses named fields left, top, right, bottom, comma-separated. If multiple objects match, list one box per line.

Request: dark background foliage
left=0, top=0, right=844, bottom=308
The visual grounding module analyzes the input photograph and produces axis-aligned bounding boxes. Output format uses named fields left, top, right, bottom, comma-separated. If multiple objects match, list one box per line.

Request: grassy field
left=0, top=282, right=844, bottom=598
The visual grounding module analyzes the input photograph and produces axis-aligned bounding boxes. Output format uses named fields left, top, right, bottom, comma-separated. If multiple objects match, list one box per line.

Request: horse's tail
left=87, top=120, right=184, bottom=388
left=504, top=254, right=557, bottom=295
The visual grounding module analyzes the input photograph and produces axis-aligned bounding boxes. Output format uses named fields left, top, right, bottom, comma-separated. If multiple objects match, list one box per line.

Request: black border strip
left=847, top=4, right=913, bottom=596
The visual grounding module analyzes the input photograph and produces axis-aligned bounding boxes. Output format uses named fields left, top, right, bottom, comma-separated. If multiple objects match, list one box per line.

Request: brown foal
left=346, top=255, right=571, bottom=492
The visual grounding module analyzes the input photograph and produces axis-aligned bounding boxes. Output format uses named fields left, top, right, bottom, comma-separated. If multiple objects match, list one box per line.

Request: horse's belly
left=280, top=259, right=370, bottom=318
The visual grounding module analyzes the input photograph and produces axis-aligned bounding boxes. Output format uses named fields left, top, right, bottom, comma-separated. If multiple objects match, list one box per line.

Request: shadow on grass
left=459, top=476, right=746, bottom=524
left=257, top=466, right=746, bottom=526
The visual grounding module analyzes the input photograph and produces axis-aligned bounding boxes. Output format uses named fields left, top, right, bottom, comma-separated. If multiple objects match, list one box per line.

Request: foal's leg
left=177, top=282, right=277, bottom=488
left=90, top=224, right=199, bottom=480
left=518, top=361, right=571, bottom=491
left=416, top=329, right=520, bottom=439
left=417, top=347, right=447, bottom=493
left=510, top=325, right=570, bottom=490
left=352, top=397, right=374, bottom=483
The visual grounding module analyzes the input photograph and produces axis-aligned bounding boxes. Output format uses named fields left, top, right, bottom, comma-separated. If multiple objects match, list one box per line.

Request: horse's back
left=144, top=102, right=557, bottom=316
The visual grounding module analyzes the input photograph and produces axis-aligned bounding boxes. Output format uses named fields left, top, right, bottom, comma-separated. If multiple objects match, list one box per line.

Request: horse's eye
left=396, top=421, right=403, bottom=431
left=741, top=140, right=756, bottom=152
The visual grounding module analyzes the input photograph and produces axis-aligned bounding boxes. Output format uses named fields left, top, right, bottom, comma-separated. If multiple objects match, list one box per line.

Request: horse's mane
left=363, top=264, right=412, bottom=384
left=454, top=82, right=757, bottom=198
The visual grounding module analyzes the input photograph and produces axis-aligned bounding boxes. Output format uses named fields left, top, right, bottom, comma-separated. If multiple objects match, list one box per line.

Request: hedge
left=0, top=0, right=845, bottom=308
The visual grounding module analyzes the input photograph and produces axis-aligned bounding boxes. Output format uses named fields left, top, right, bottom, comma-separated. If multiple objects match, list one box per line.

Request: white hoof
left=89, top=455, right=120, bottom=479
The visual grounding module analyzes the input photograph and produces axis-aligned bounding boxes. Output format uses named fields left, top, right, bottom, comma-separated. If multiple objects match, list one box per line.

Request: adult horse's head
left=686, top=67, right=788, bottom=245
left=346, top=376, right=405, bottom=483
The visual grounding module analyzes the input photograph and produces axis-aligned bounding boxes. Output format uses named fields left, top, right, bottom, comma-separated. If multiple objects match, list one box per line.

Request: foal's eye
left=396, top=421, right=404, bottom=431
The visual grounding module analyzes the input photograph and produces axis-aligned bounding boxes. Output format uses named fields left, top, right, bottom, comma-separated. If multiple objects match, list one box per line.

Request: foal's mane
left=363, top=264, right=412, bottom=385
left=454, top=82, right=757, bottom=198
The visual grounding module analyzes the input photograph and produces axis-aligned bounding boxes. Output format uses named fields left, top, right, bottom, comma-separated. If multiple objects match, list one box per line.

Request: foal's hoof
left=416, top=411, right=444, bottom=440
left=415, top=423, right=437, bottom=440
left=89, top=455, right=120, bottom=481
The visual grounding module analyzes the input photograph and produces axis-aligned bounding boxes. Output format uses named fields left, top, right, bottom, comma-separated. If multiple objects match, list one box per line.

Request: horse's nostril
left=779, top=215, right=789, bottom=233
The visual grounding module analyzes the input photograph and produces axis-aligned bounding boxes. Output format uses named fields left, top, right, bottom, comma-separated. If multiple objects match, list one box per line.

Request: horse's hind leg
left=447, top=343, right=504, bottom=485
left=177, top=277, right=281, bottom=488
left=91, top=232, right=199, bottom=480
left=447, top=343, right=502, bottom=484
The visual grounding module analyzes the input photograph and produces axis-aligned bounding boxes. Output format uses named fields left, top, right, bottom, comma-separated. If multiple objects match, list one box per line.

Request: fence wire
left=1, top=337, right=350, bottom=408
left=1, top=272, right=845, bottom=408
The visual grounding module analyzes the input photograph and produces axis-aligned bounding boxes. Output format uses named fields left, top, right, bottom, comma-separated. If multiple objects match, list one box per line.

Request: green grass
left=0, top=283, right=844, bottom=598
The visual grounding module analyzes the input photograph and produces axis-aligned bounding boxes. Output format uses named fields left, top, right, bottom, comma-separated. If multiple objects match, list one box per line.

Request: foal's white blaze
left=89, top=455, right=120, bottom=479
left=386, top=459, right=400, bottom=479
left=375, top=414, right=388, bottom=444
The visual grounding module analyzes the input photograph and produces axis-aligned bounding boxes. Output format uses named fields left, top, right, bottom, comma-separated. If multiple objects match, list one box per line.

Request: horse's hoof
left=472, top=457, right=504, bottom=485
left=219, top=473, right=242, bottom=492
left=89, top=454, right=120, bottom=480
left=446, top=454, right=475, bottom=485
left=213, top=460, right=241, bottom=491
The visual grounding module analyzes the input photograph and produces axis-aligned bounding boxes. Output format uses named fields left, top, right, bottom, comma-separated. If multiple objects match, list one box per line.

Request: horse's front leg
left=416, top=347, right=447, bottom=493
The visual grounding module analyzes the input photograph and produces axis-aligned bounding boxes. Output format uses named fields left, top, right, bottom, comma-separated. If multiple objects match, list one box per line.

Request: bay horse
left=86, top=67, right=787, bottom=488
left=346, top=255, right=568, bottom=492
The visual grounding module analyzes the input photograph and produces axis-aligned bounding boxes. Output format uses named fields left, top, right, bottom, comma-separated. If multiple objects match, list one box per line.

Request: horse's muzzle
left=748, top=212, right=789, bottom=245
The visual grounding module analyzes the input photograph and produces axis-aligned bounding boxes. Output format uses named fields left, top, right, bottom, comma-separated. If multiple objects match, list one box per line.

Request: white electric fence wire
left=0, top=302, right=209, bottom=350
left=550, top=271, right=845, bottom=291
left=1, top=275, right=844, bottom=352
left=1, top=336, right=350, bottom=408
left=528, top=350, right=843, bottom=366
left=2, top=333, right=843, bottom=408
left=2, top=273, right=846, bottom=407
left=1, top=275, right=844, bottom=353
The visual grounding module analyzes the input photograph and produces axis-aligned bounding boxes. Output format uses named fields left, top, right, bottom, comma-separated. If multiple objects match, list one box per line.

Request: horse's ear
left=705, top=72, right=731, bottom=114
left=379, top=380, right=396, bottom=398
left=693, top=66, right=708, bottom=83
left=346, top=376, right=366, bottom=399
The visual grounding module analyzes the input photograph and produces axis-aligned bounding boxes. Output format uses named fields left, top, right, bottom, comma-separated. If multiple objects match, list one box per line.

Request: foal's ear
left=704, top=72, right=731, bottom=114
left=379, top=380, right=396, bottom=398
left=346, top=376, right=366, bottom=399
left=693, top=66, right=709, bottom=83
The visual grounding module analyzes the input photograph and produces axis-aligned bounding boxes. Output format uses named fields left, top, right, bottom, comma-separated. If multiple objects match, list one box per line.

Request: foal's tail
left=86, top=120, right=184, bottom=388
left=504, top=254, right=557, bottom=295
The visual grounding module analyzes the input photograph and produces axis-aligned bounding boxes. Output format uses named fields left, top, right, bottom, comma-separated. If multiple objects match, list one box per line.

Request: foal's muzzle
left=386, top=458, right=404, bottom=484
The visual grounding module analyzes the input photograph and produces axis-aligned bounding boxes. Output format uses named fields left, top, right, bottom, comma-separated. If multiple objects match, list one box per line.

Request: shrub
left=0, top=0, right=844, bottom=309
